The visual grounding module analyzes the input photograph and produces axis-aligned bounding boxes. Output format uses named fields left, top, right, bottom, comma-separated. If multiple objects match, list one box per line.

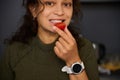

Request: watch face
left=72, top=64, right=82, bottom=73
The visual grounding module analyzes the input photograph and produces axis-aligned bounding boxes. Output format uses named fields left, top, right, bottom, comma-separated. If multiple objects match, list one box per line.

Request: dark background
left=0, top=0, right=120, bottom=56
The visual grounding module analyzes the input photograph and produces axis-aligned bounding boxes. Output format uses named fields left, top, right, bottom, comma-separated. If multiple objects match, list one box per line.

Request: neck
left=37, top=28, right=59, bottom=44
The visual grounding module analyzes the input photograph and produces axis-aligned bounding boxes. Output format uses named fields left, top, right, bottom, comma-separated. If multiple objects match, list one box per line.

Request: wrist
left=66, top=58, right=81, bottom=67
left=61, top=61, right=85, bottom=75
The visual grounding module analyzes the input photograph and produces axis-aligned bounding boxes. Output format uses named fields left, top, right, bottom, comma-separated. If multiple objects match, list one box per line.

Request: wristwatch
left=61, top=62, right=85, bottom=74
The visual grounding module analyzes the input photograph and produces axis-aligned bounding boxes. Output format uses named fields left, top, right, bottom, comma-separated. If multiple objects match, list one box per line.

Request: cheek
left=36, top=15, right=45, bottom=28
left=66, top=9, right=73, bottom=19
left=42, top=8, right=52, bottom=16
left=37, top=11, right=49, bottom=24
left=69, top=10, right=73, bottom=19
left=66, top=11, right=73, bottom=24
left=38, top=8, right=51, bottom=18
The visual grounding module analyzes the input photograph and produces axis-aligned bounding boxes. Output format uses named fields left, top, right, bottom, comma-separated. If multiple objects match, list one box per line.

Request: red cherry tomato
left=54, top=23, right=66, bottom=30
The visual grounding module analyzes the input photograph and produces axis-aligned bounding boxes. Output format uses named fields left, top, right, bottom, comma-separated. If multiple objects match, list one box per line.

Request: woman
left=0, top=0, right=99, bottom=80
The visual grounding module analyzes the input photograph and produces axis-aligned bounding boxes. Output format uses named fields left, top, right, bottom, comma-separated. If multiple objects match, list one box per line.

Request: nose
left=54, top=5, right=64, bottom=16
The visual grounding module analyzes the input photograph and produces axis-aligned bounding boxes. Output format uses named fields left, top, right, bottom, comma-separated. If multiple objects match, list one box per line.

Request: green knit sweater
left=0, top=36, right=99, bottom=80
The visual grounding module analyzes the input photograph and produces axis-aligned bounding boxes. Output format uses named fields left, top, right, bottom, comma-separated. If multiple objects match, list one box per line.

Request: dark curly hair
left=8, top=0, right=82, bottom=44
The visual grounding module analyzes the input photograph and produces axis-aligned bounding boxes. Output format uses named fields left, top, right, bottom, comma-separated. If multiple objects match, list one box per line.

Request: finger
left=64, top=27, right=75, bottom=41
left=58, top=37, right=69, bottom=49
left=53, top=26, right=68, bottom=40
left=55, top=41, right=66, bottom=53
left=54, top=46, right=60, bottom=55
left=53, top=26, right=73, bottom=44
left=54, top=46, right=64, bottom=58
left=53, top=26, right=75, bottom=45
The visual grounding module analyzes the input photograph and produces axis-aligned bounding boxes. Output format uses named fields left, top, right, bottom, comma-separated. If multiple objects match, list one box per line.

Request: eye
left=44, top=1, right=55, bottom=7
left=63, top=2, right=72, bottom=8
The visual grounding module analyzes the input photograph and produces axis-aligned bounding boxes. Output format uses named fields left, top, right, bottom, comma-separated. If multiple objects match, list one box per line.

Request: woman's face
left=33, top=0, right=73, bottom=33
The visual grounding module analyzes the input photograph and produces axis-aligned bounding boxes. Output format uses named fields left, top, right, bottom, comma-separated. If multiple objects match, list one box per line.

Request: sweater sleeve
left=79, top=38, right=100, bottom=80
left=0, top=45, right=15, bottom=80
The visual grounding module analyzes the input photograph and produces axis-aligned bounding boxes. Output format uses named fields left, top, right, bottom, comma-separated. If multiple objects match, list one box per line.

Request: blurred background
left=0, top=0, right=120, bottom=80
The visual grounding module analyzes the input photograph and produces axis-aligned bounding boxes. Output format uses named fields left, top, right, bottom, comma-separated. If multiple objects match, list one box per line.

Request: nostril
left=54, top=6, right=64, bottom=15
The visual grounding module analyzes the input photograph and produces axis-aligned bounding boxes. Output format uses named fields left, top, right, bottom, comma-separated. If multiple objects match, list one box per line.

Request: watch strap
left=61, top=66, right=73, bottom=74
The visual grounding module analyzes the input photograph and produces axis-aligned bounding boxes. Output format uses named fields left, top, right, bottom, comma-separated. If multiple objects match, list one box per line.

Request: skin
left=29, top=0, right=88, bottom=80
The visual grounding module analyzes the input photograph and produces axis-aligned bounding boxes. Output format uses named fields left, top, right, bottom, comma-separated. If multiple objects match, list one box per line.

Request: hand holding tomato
left=53, top=26, right=81, bottom=66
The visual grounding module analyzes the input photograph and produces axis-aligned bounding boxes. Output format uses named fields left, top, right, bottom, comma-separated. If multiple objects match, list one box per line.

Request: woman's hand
left=53, top=26, right=89, bottom=80
left=53, top=26, right=81, bottom=66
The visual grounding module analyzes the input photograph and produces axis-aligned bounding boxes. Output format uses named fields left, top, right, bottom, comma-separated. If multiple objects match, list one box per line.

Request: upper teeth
left=50, top=20, right=63, bottom=23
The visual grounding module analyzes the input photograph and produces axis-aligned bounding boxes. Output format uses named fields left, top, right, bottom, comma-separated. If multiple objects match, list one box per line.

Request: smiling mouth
left=49, top=19, right=65, bottom=24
